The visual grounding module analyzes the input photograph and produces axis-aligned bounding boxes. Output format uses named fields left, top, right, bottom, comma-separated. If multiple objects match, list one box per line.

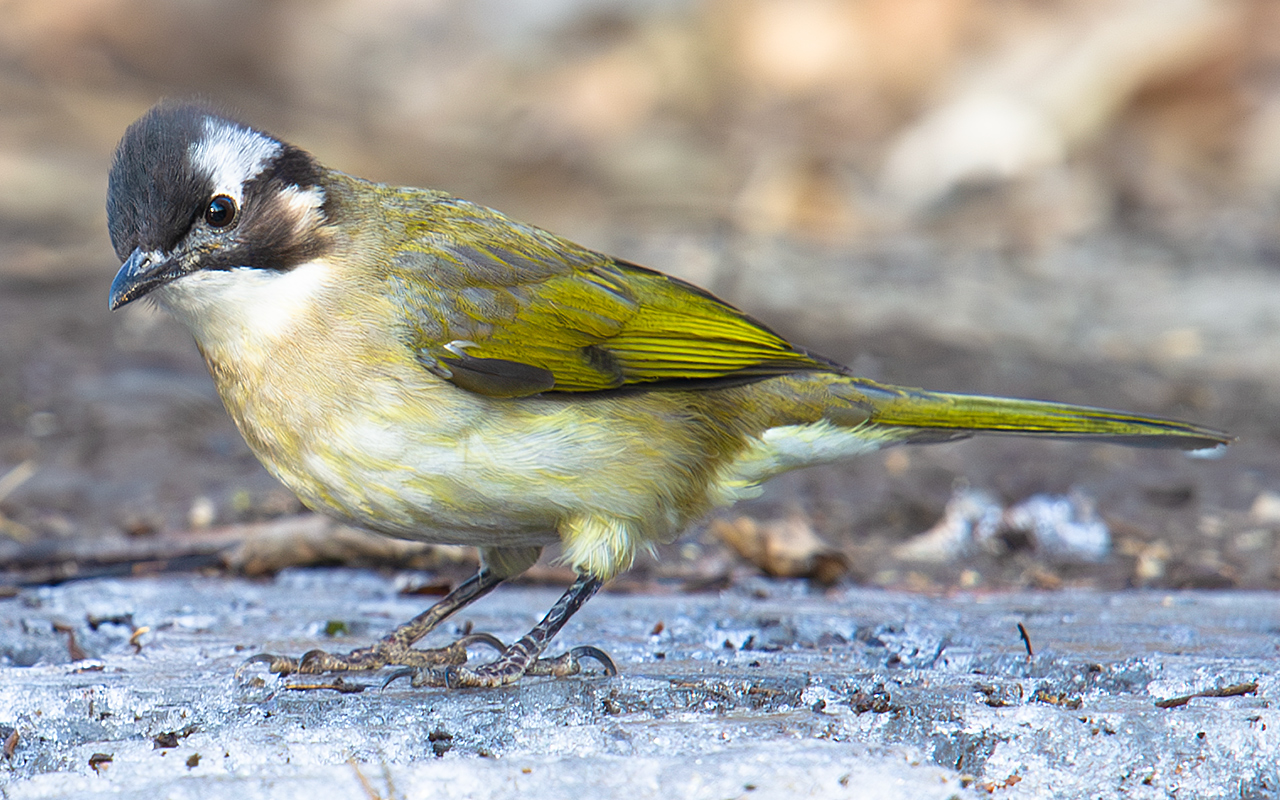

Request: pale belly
left=237, top=376, right=710, bottom=550
left=264, top=393, right=891, bottom=551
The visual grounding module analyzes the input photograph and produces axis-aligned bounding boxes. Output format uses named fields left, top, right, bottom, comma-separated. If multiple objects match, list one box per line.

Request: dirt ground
left=3, top=0, right=1280, bottom=596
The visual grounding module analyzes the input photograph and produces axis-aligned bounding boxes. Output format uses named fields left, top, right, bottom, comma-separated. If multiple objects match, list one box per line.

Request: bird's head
left=107, top=101, right=337, bottom=313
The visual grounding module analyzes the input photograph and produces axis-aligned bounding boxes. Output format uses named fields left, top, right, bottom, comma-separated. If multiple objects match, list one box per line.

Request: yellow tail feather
left=854, top=381, right=1232, bottom=451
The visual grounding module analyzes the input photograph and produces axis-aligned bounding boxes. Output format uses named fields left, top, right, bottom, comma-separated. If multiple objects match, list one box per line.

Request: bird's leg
left=244, top=568, right=506, bottom=676
left=404, top=573, right=616, bottom=689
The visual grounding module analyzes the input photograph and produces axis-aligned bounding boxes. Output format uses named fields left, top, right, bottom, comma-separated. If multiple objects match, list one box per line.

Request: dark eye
left=204, top=195, right=237, bottom=228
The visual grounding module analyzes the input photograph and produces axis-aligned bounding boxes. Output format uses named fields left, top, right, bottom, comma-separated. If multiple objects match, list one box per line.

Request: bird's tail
left=851, top=380, right=1232, bottom=451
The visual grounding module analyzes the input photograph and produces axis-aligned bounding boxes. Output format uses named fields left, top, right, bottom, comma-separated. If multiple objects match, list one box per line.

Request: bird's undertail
left=852, top=380, right=1233, bottom=451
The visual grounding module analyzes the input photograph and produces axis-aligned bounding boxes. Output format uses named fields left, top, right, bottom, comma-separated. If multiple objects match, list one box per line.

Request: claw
left=382, top=665, right=478, bottom=689
left=569, top=645, right=618, bottom=676
left=524, top=646, right=618, bottom=678
left=378, top=634, right=502, bottom=690
left=438, top=664, right=502, bottom=689
left=238, top=652, right=300, bottom=676
left=455, top=632, right=506, bottom=653
left=296, top=648, right=338, bottom=673
left=419, top=668, right=456, bottom=689
left=381, top=668, right=418, bottom=690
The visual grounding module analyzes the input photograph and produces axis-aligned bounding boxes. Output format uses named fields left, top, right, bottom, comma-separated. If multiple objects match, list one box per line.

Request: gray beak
left=109, top=248, right=179, bottom=310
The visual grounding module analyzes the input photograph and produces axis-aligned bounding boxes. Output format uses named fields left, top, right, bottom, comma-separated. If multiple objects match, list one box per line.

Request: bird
left=106, top=100, right=1231, bottom=688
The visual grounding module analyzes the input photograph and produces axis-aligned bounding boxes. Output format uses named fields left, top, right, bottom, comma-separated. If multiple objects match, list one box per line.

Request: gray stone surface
left=1, top=571, right=1277, bottom=799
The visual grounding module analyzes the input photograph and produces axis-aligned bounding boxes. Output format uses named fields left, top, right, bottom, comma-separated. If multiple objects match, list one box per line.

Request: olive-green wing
left=389, top=196, right=834, bottom=397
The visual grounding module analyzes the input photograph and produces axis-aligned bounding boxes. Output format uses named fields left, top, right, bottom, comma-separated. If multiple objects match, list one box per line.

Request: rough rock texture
left=1, top=572, right=1275, bottom=799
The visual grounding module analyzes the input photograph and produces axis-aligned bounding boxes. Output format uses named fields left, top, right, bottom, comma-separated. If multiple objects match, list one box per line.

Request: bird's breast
left=201, top=323, right=723, bottom=549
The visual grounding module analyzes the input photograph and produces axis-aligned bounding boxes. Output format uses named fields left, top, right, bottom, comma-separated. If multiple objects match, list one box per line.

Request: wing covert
left=388, top=196, right=834, bottom=397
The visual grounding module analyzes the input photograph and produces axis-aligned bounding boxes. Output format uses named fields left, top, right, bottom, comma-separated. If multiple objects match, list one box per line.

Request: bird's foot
left=241, top=632, right=506, bottom=677
left=389, top=574, right=614, bottom=688
left=385, top=644, right=617, bottom=689
left=525, top=646, right=616, bottom=679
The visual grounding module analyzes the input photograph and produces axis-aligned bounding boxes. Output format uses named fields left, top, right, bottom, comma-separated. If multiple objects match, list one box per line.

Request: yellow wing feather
left=391, top=195, right=833, bottom=397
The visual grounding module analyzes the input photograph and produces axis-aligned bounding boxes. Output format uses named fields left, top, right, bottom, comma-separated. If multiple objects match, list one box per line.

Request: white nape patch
left=152, top=260, right=330, bottom=353
left=278, top=184, right=326, bottom=231
left=189, top=117, right=282, bottom=198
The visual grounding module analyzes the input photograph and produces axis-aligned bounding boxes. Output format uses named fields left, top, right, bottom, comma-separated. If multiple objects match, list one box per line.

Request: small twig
left=286, top=677, right=366, bottom=694
left=51, top=622, right=87, bottom=661
left=0, top=460, right=36, bottom=504
left=380, top=759, right=400, bottom=800
left=1155, top=681, right=1258, bottom=709
left=350, top=757, right=383, bottom=800
left=0, top=459, right=37, bottom=545
left=1017, top=622, right=1033, bottom=658
left=0, top=512, right=33, bottom=543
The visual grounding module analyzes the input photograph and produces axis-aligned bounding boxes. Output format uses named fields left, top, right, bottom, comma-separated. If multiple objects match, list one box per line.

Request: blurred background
left=2, top=0, right=1280, bottom=592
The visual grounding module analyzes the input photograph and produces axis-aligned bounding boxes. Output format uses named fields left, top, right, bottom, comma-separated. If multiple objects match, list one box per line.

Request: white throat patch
left=189, top=117, right=282, bottom=199
left=153, top=260, right=331, bottom=355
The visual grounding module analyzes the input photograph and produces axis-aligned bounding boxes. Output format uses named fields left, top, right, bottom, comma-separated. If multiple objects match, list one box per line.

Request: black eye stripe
left=204, top=195, right=237, bottom=228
